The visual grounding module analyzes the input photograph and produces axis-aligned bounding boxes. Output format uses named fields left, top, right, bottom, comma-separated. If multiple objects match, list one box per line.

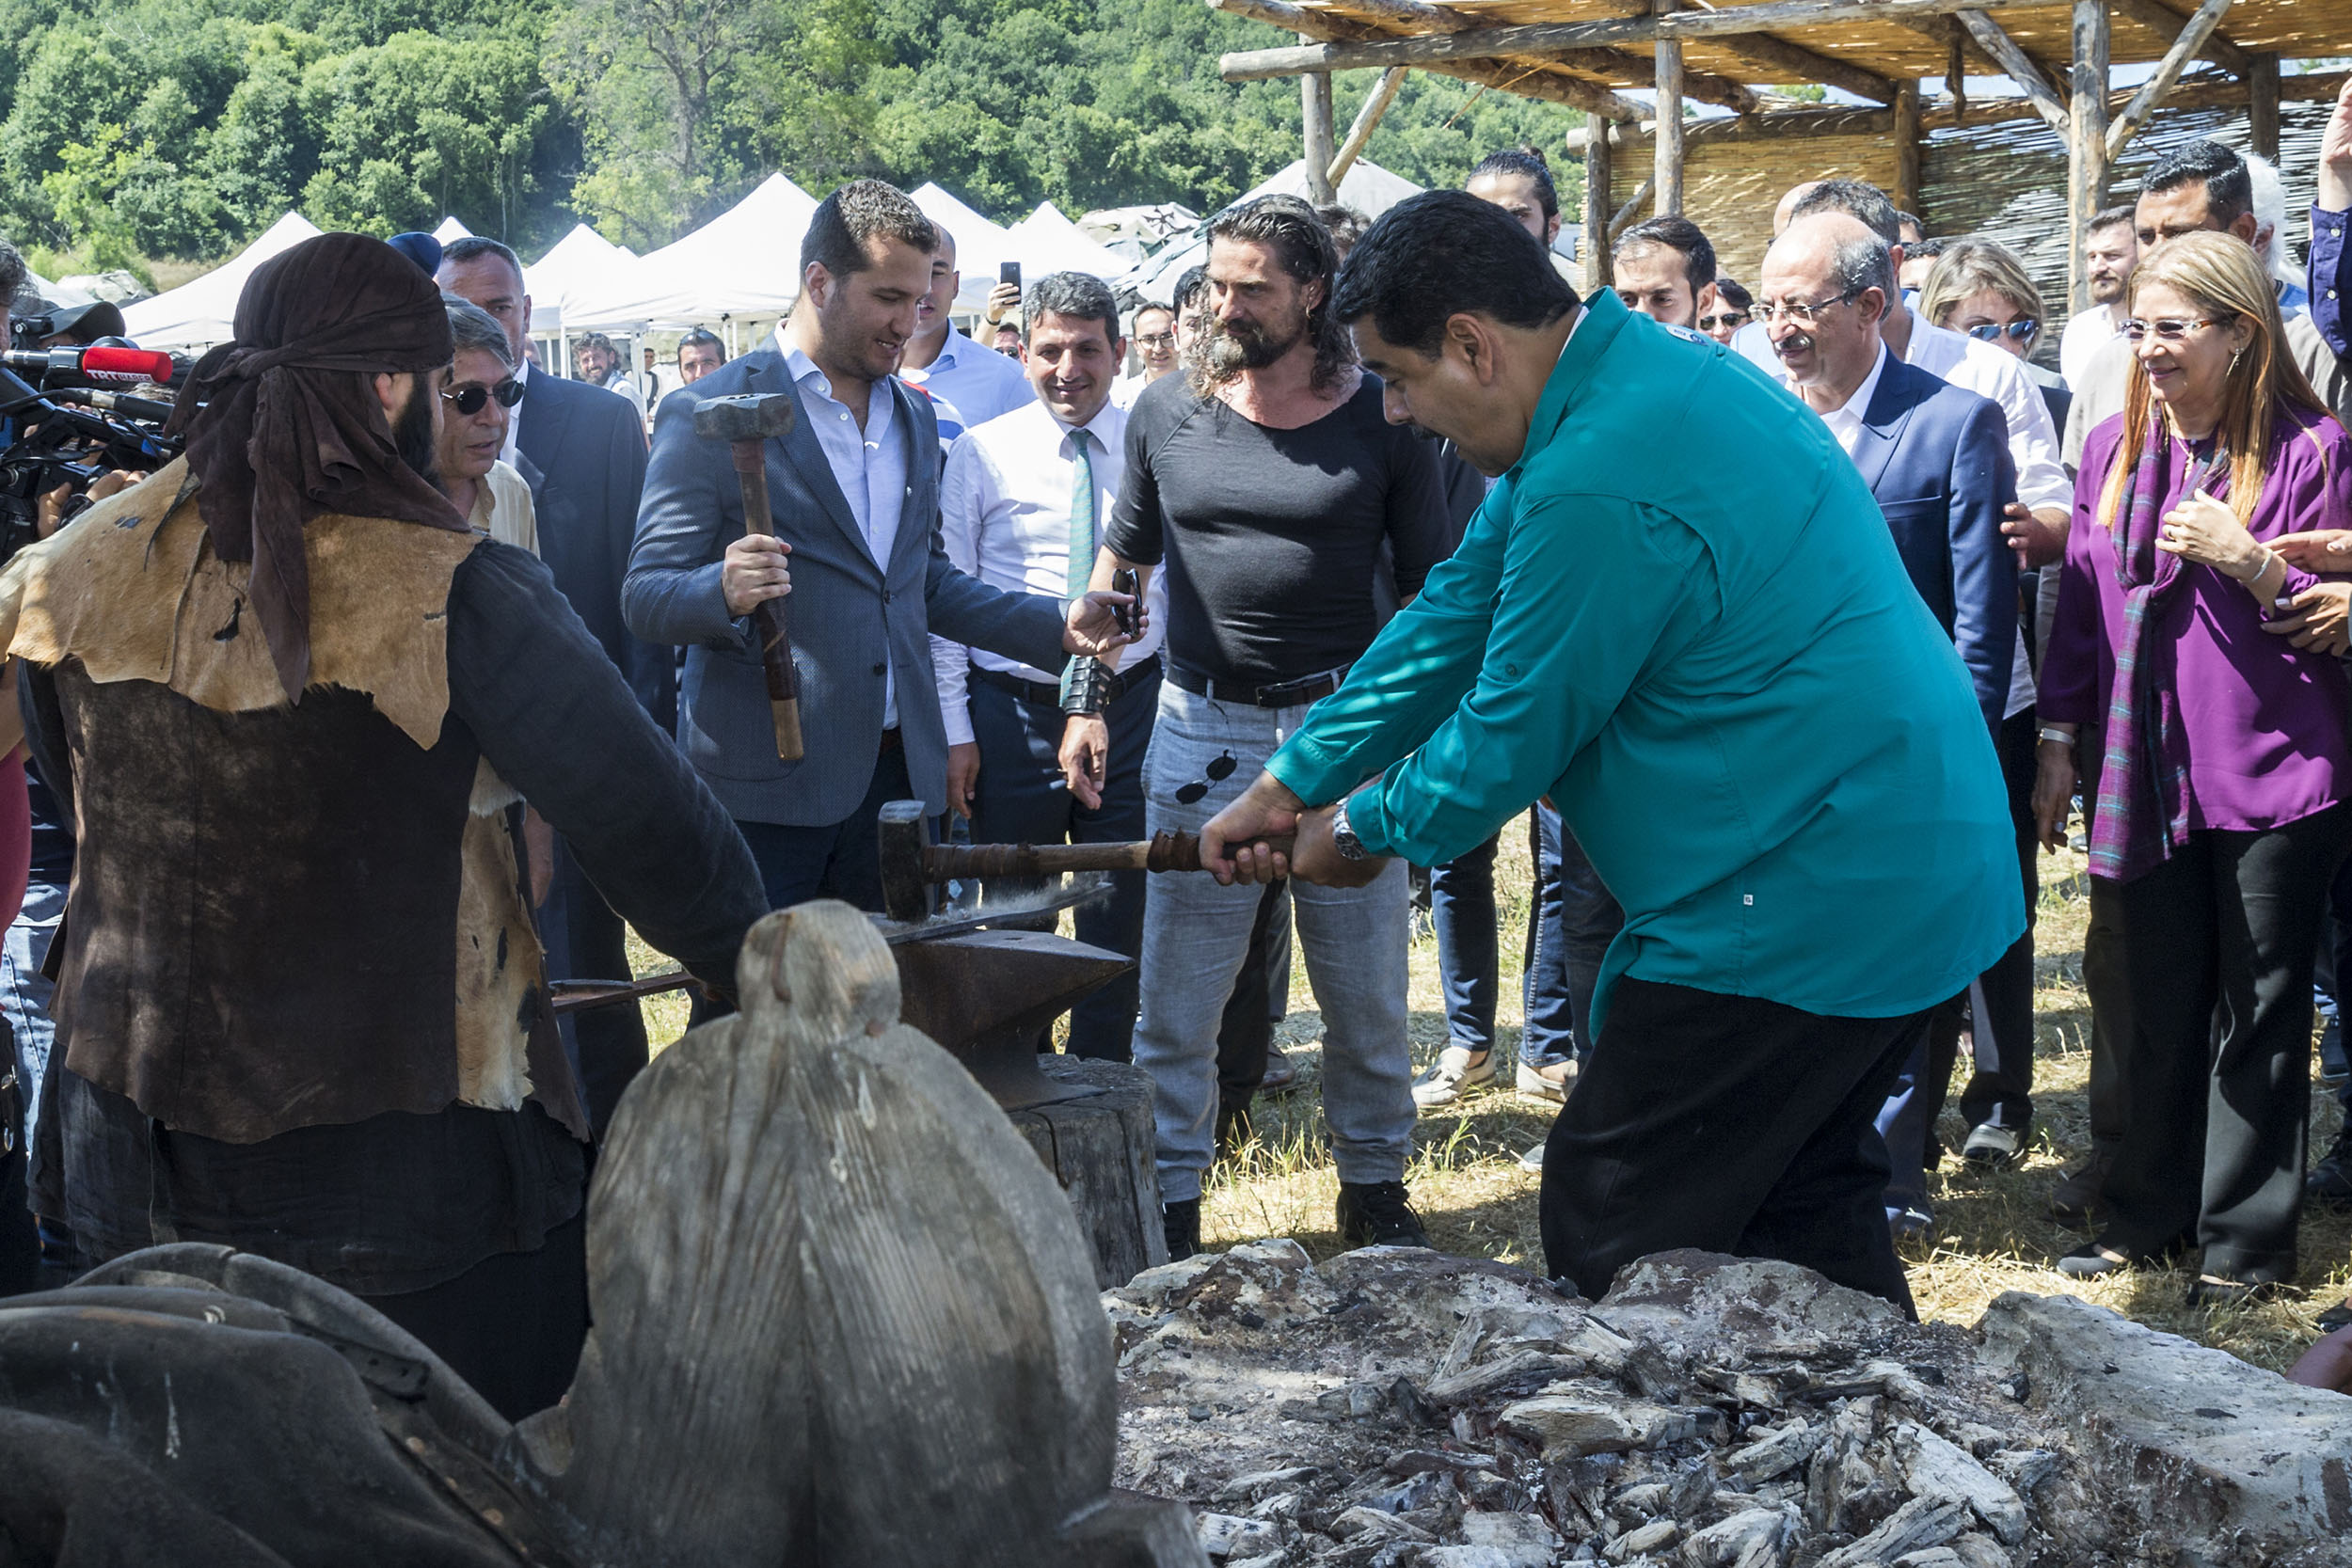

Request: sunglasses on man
left=440, top=378, right=526, bottom=417
left=1696, top=310, right=1750, bottom=332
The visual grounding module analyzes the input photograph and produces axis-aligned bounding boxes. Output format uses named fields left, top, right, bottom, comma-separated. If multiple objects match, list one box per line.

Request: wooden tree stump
left=1009, top=1056, right=1169, bottom=1289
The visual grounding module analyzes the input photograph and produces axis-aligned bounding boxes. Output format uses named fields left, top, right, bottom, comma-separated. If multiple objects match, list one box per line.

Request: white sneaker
left=1516, top=1057, right=1577, bottom=1103
left=1412, top=1046, right=1494, bottom=1107
left=1518, top=1140, right=1547, bottom=1174
left=1961, top=1121, right=2028, bottom=1169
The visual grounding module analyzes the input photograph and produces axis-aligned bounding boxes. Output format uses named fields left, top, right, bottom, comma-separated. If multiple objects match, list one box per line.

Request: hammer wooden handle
left=731, top=440, right=804, bottom=762
left=922, top=831, right=1295, bottom=879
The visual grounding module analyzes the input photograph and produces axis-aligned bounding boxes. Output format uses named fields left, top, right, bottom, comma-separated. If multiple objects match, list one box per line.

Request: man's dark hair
left=2090, top=204, right=2136, bottom=235
left=1469, top=146, right=1558, bottom=220
left=1313, top=201, right=1369, bottom=256
left=676, top=326, right=723, bottom=363
left=1790, top=180, right=1900, bottom=245
left=1172, top=264, right=1209, bottom=315
left=2141, top=139, right=2252, bottom=228
left=801, top=178, right=939, bottom=282
left=1332, top=189, right=1578, bottom=356
left=1831, top=230, right=1899, bottom=305
left=1906, top=234, right=1951, bottom=262
left=1025, top=270, right=1121, bottom=344
left=1615, top=214, right=1717, bottom=293
left=1200, top=194, right=1355, bottom=393
left=0, top=237, right=26, bottom=310
left=442, top=295, right=513, bottom=367
left=1895, top=210, right=1923, bottom=236
left=440, top=235, right=524, bottom=282
left=1713, top=276, right=1753, bottom=311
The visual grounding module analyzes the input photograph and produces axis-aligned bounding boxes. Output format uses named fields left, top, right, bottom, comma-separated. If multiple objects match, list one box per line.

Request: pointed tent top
left=122, top=211, right=327, bottom=350
left=1240, top=156, right=1423, bottom=219
left=432, top=215, right=472, bottom=242
left=564, top=174, right=821, bottom=330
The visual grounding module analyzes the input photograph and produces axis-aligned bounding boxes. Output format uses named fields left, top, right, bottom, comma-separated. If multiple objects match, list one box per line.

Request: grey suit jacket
left=626, top=347, right=1068, bottom=827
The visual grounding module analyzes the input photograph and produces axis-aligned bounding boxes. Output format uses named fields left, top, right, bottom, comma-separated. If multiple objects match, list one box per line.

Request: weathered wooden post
left=1584, top=119, right=1614, bottom=291
left=1652, top=0, right=1683, bottom=216
left=1895, top=78, right=1922, bottom=220
left=2066, top=0, right=2110, bottom=313
left=1302, top=42, right=1337, bottom=204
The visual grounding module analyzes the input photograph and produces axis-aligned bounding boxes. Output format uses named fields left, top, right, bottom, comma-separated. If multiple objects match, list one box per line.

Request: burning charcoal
left=1549, top=1454, right=1625, bottom=1534
left=1722, top=1421, right=1824, bottom=1484
left=1888, top=1552, right=1967, bottom=1568
left=1249, top=1491, right=1302, bottom=1521
left=1387, top=1449, right=1500, bottom=1479
left=1604, top=1518, right=1679, bottom=1561
left=1460, top=1511, right=1560, bottom=1551
left=1425, top=1350, right=1584, bottom=1406
left=1986, top=1449, right=2058, bottom=1496
left=1608, top=1481, right=1673, bottom=1525
left=1566, top=1321, right=1637, bottom=1378
left=1665, top=1463, right=1717, bottom=1522
left=1391, top=1376, right=1444, bottom=1429
left=1889, top=1420, right=2026, bottom=1544
left=1502, top=1396, right=1701, bottom=1458
left=1677, top=1504, right=1798, bottom=1567
left=1621, top=1343, right=1686, bottom=1403
left=1216, top=1466, right=1322, bottom=1502
left=1462, top=1469, right=1534, bottom=1512
left=1358, top=1468, right=1456, bottom=1515
left=1328, top=1505, right=1437, bottom=1543
left=1814, top=1497, right=1969, bottom=1568
left=1947, top=1534, right=2014, bottom=1568
left=1196, top=1512, right=1284, bottom=1558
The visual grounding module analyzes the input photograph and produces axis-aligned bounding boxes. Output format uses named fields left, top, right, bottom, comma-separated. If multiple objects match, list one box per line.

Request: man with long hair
left=1084, top=195, right=1450, bottom=1259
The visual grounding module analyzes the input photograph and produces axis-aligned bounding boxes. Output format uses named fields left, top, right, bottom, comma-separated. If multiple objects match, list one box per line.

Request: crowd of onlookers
left=13, top=86, right=2352, bottom=1346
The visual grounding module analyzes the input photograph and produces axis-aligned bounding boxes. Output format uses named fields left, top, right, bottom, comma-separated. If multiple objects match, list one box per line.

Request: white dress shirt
left=499, top=357, right=530, bottom=467
left=1899, top=314, right=2072, bottom=515
left=782, top=336, right=911, bottom=727
left=1810, top=343, right=1888, bottom=460
left=470, top=458, right=538, bottom=555
left=2058, top=303, right=2122, bottom=389
left=899, top=325, right=1033, bottom=427
left=931, top=396, right=1166, bottom=746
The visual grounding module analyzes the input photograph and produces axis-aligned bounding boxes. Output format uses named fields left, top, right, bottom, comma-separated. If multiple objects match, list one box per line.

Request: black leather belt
left=878, top=727, right=902, bottom=755
left=968, top=661, right=1159, bottom=707
left=1168, top=663, right=1348, bottom=708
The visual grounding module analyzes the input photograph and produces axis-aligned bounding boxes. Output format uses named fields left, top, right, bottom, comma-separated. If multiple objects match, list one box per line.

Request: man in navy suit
left=437, top=237, right=676, bottom=1137
left=1763, top=213, right=2020, bottom=1241
left=627, top=181, right=1135, bottom=912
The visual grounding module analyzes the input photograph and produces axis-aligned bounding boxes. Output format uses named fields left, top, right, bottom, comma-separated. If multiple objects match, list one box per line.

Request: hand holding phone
left=1000, top=261, right=1022, bottom=291
left=1112, top=567, right=1139, bottom=640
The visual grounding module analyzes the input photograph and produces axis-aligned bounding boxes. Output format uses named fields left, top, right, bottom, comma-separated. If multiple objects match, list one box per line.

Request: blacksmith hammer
left=877, top=800, right=1294, bottom=925
left=693, top=392, right=804, bottom=762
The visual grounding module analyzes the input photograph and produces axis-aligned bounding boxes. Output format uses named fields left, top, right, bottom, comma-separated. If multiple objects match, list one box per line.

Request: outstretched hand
left=1200, top=770, right=1306, bottom=883
left=1064, top=589, right=1143, bottom=659
left=2269, top=529, right=2352, bottom=573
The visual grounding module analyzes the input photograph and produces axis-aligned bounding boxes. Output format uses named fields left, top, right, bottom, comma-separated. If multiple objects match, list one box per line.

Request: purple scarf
left=2089, top=420, right=2228, bottom=882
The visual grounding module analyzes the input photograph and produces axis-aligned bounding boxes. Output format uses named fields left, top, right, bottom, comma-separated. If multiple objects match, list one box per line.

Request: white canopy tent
left=1005, top=201, right=1129, bottom=280
left=564, top=175, right=820, bottom=332
left=432, top=215, right=472, bottom=242
left=524, top=222, right=637, bottom=338
left=122, top=212, right=326, bottom=351
left=913, top=183, right=1127, bottom=313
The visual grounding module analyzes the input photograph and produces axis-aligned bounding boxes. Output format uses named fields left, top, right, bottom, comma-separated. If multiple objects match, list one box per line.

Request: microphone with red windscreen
left=3, top=345, right=178, bottom=386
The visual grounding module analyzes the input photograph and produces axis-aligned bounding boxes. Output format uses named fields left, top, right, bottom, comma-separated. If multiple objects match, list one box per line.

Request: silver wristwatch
left=1330, top=799, right=1369, bottom=862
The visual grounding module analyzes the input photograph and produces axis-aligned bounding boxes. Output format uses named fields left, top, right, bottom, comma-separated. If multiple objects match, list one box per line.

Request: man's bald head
left=1759, top=213, right=1892, bottom=400
left=1773, top=182, right=1825, bottom=237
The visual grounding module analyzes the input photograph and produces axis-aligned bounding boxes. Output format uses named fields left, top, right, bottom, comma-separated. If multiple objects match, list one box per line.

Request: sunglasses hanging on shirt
left=441, top=378, right=526, bottom=417
left=1174, top=752, right=1238, bottom=805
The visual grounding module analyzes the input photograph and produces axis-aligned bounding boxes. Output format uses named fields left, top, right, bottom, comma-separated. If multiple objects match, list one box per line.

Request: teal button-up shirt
left=1270, top=291, right=2023, bottom=1035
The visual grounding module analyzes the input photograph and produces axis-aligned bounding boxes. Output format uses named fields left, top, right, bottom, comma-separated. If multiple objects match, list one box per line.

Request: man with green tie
left=1201, top=191, right=2023, bottom=1313
left=934, top=271, right=1167, bottom=1063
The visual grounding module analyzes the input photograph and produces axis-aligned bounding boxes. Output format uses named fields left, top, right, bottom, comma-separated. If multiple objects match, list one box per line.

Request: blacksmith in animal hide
left=0, top=231, right=767, bottom=1419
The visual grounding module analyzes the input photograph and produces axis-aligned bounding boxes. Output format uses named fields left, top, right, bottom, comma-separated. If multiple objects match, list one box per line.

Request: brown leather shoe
left=1259, top=1046, right=1299, bottom=1093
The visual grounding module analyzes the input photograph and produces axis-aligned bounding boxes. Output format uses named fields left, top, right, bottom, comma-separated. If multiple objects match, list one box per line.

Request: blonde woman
left=2032, top=231, right=2352, bottom=1305
left=1920, top=238, right=2071, bottom=432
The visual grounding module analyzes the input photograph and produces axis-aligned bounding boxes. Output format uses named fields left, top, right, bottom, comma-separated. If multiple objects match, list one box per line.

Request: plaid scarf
left=2089, top=421, right=2228, bottom=882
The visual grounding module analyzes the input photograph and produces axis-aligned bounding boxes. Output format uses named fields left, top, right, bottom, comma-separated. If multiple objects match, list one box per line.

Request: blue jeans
left=1430, top=834, right=1499, bottom=1055
left=967, top=668, right=1156, bottom=1061
left=1, top=879, right=64, bottom=1159
left=1524, top=804, right=1621, bottom=1066
left=1132, top=686, right=1415, bottom=1201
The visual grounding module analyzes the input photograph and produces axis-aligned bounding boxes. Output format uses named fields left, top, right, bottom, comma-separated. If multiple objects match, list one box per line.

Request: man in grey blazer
left=628, top=180, right=1135, bottom=911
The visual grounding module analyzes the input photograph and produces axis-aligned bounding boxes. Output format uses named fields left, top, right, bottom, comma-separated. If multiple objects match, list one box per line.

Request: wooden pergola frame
left=1210, top=0, right=2328, bottom=309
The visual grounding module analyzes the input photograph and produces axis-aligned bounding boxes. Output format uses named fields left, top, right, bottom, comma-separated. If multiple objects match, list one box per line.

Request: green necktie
left=1066, top=426, right=1095, bottom=601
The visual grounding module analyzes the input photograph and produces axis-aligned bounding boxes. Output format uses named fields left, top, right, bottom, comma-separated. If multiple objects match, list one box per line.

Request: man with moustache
left=2060, top=208, right=2137, bottom=388
left=628, top=181, right=1136, bottom=912
left=1083, top=195, right=1449, bottom=1259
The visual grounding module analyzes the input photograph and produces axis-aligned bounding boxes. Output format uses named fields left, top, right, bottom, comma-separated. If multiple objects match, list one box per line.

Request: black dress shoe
left=1163, top=1198, right=1200, bottom=1261
left=1336, top=1180, right=1428, bottom=1249
left=2056, top=1243, right=2133, bottom=1278
left=2316, top=1299, right=2352, bottom=1334
left=2186, top=1275, right=2288, bottom=1309
left=2049, top=1149, right=2113, bottom=1228
left=2306, top=1125, right=2352, bottom=1211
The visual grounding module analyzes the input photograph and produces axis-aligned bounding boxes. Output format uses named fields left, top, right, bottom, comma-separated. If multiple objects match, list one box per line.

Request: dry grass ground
left=628, top=817, right=2352, bottom=1375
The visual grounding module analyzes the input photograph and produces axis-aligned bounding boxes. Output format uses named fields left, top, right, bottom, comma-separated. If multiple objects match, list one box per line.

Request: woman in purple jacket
left=2032, top=232, right=2352, bottom=1306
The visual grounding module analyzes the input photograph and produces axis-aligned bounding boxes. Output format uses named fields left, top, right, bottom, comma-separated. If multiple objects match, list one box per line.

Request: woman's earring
left=2228, top=347, right=2246, bottom=377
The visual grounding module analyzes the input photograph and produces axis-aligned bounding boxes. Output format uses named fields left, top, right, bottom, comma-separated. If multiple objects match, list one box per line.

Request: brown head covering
left=167, top=231, right=469, bottom=701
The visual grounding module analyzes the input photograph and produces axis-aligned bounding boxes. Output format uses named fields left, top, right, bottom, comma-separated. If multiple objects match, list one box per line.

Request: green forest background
left=0, top=0, right=1590, bottom=280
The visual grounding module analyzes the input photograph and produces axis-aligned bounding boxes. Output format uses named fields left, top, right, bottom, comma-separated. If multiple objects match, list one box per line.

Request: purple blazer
left=2039, top=406, right=2352, bottom=833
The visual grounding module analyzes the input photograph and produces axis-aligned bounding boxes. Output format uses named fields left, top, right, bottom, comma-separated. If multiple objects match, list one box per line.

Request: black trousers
left=968, top=669, right=1156, bottom=1062
left=2090, top=807, right=2352, bottom=1281
left=1216, top=879, right=1290, bottom=1135
left=545, top=840, right=651, bottom=1140
left=1540, top=977, right=1925, bottom=1314
left=369, top=1209, right=588, bottom=1422
left=1924, top=706, right=2042, bottom=1134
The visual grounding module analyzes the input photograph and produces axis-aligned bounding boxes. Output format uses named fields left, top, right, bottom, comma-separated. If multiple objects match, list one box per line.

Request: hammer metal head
left=693, top=391, right=796, bottom=444
left=878, top=800, right=931, bottom=925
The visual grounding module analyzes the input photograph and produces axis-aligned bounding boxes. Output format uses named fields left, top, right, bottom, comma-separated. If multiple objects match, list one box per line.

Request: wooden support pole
left=1609, top=178, right=1656, bottom=243
left=1215, top=0, right=2032, bottom=79
left=1953, top=10, right=2072, bottom=135
left=1208, top=0, right=1649, bottom=121
left=1342, top=0, right=1761, bottom=113
left=1584, top=119, right=1613, bottom=292
left=2249, top=52, right=2280, bottom=161
left=1301, top=48, right=1338, bottom=204
left=1705, top=32, right=1899, bottom=104
left=2108, top=0, right=2256, bottom=76
left=1327, top=66, right=1406, bottom=189
left=2106, top=0, right=2233, bottom=159
left=2068, top=0, right=2110, bottom=313
left=1895, top=79, right=1923, bottom=217
left=1653, top=0, right=1682, bottom=217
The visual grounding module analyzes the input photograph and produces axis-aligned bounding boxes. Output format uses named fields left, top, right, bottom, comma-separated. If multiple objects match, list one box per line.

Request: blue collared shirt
left=783, top=338, right=910, bottom=725
left=901, top=326, right=1033, bottom=427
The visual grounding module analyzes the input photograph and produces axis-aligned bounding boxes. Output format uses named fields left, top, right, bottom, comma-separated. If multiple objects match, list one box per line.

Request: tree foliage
left=0, top=0, right=1587, bottom=263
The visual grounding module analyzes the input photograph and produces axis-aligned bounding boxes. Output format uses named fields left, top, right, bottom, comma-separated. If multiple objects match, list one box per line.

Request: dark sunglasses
left=1696, top=310, right=1750, bottom=331
left=1174, top=751, right=1237, bottom=805
left=440, top=378, right=525, bottom=416
left=1965, top=320, right=2040, bottom=344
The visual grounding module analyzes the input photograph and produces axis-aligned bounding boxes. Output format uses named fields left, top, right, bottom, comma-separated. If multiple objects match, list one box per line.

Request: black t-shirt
left=1105, top=372, right=1448, bottom=689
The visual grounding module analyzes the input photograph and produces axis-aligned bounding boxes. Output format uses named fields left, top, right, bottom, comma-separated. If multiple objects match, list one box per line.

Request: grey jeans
left=1134, top=684, right=1416, bottom=1202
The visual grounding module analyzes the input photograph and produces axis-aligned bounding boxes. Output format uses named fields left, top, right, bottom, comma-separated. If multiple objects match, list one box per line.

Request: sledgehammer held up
left=694, top=392, right=804, bottom=762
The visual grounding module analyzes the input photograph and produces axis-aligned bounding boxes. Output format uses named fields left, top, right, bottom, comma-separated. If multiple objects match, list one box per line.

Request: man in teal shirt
left=1203, top=192, right=2022, bottom=1312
